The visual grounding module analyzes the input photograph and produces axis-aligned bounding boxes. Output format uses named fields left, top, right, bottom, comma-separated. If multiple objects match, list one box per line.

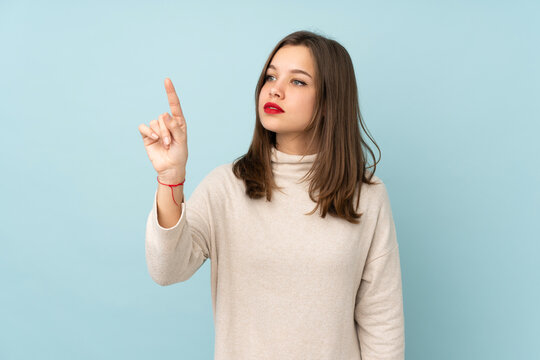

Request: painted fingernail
left=164, top=136, right=170, bottom=145
left=151, top=133, right=159, bottom=139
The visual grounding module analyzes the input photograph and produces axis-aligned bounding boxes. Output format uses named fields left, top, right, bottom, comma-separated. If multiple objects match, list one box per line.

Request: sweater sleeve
left=354, top=183, right=405, bottom=360
left=145, top=171, right=216, bottom=286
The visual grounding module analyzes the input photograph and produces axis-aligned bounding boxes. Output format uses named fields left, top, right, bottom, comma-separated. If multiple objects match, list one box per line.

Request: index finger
left=164, top=78, right=184, bottom=119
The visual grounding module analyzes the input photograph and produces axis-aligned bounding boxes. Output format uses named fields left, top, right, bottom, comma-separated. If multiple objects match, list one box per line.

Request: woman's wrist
left=157, top=168, right=186, bottom=184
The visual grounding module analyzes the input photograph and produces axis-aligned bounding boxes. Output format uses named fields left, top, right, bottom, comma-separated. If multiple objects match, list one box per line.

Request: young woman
left=139, top=30, right=405, bottom=360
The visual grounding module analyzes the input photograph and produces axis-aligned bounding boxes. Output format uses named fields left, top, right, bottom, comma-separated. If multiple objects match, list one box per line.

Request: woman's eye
left=264, top=75, right=306, bottom=86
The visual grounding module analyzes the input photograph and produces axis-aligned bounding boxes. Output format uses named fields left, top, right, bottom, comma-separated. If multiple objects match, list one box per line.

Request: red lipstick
left=264, top=102, right=284, bottom=114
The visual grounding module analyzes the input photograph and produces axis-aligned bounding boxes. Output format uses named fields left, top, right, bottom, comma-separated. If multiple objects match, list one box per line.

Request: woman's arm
left=144, top=164, right=228, bottom=286
left=355, top=246, right=405, bottom=359
left=354, top=183, right=405, bottom=359
left=140, top=78, right=210, bottom=286
left=145, top=181, right=210, bottom=286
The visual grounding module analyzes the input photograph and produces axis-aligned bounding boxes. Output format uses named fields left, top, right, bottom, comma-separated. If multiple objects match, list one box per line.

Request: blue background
left=1, top=0, right=538, bottom=359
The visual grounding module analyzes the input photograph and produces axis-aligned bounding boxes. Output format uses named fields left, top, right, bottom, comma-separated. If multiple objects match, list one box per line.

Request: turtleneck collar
left=270, top=146, right=317, bottom=184
left=270, top=146, right=317, bottom=164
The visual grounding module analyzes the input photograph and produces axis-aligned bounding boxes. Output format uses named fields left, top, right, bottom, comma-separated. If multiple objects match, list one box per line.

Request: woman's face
left=258, top=45, right=318, bottom=153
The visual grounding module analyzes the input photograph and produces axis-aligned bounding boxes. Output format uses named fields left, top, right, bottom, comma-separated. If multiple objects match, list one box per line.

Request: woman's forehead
left=269, top=45, right=315, bottom=75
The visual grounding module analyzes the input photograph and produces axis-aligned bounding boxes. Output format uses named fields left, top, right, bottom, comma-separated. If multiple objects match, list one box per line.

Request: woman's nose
left=270, top=85, right=282, bottom=98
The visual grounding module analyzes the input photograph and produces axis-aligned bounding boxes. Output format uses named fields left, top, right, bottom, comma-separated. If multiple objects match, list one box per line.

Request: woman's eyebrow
left=267, top=64, right=312, bottom=79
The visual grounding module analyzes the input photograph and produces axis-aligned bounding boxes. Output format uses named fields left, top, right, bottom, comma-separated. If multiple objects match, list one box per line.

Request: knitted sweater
left=145, top=146, right=405, bottom=360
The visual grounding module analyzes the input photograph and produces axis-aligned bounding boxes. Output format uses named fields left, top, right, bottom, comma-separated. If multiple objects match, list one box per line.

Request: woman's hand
left=139, top=78, right=188, bottom=182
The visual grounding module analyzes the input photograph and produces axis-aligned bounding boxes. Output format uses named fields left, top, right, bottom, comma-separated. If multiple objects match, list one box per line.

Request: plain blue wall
left=1, top=0, right=538, bottom=359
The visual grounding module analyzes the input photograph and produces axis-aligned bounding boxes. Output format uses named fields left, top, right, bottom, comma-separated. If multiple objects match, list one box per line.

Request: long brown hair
left=232, top=30, right=381, bottom=224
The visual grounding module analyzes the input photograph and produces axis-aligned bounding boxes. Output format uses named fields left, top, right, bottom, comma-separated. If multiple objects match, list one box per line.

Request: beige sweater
left=145, top=146, right=405, bottom=360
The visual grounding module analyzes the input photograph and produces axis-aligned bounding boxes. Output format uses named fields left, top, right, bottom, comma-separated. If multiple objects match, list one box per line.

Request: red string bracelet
left=157, top=175, right=185, bottom=207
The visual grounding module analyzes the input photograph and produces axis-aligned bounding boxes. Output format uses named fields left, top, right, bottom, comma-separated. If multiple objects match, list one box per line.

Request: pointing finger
left=164, top=78, right=184, bottom=120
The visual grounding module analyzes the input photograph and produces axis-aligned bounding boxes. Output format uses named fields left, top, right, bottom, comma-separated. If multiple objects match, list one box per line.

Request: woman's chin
left=260, top=118, right=282, bottom=133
